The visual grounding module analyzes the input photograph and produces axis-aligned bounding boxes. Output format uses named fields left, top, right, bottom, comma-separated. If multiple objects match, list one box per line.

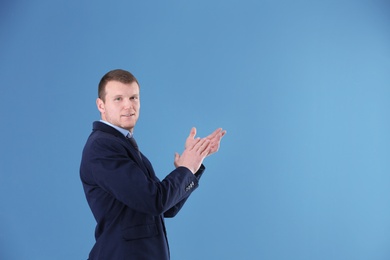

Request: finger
left=188, top=137, right=201, bottom=150
left=196, top=139, right=210, bottom=153
left=200, top=140, right=211, bottom=156
left=201, top=147, right=210, bottom=157
left=191, top=138, right=203, bottom=151
left=185, top=127, right=198, bottom=149
left=206, top=128, right=221, bottom=140
left=188, top=127, right=197, bottom=139
left=213, top=129, right=226, bottom=141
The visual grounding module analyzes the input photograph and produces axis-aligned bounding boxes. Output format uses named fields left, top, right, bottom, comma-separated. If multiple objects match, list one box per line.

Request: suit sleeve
left=80, top=136, right=201, bottom=216
left=163, top=165, right=205, bottom=218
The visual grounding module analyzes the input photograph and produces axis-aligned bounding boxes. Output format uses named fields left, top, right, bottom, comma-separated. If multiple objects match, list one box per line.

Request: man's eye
left=115, top=97, right=122, bottom=101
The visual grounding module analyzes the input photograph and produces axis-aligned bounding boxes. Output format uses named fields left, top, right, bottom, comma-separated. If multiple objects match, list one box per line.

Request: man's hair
left=98, top=69, right=139, bottom=101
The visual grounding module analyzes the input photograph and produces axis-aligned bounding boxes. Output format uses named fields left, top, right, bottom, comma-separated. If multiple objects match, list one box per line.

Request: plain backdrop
left=1, top=0, right=390, bottom=259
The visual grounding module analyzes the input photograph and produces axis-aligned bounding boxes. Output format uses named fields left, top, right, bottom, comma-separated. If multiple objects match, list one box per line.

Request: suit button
left=186, top=181, right=194, bottom=191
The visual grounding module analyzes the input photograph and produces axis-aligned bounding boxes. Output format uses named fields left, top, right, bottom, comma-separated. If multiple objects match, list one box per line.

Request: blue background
left=1, top=0, right=390, bottom=259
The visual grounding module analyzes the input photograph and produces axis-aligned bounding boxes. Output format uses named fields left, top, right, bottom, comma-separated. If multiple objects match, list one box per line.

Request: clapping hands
left=174, top=127, right=226, bottom=174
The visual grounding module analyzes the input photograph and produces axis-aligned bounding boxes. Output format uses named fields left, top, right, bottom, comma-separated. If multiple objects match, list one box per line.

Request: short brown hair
left=98, top=69, right=139, bottom=101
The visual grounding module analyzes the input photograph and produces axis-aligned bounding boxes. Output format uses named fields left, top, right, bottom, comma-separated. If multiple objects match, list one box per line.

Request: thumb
left=174, top=152, right=180, bottom=167
left=189, top=127, right=197, bottom=139
left=173, top=153, right=180, bottom=164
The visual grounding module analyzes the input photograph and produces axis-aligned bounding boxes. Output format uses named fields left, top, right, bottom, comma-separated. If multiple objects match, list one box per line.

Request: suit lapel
left=93, top=121, right=153, bottom=179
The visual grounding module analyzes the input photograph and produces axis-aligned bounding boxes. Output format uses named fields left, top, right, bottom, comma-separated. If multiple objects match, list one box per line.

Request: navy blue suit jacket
left=80, top=121, right=205, bottom=259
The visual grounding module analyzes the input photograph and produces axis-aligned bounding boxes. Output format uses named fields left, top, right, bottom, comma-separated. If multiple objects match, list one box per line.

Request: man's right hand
left=174, top=138, right=210, bottom=174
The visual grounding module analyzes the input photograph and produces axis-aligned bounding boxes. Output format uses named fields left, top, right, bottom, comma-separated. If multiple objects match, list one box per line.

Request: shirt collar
left=99, top=120, right=133, bottom=138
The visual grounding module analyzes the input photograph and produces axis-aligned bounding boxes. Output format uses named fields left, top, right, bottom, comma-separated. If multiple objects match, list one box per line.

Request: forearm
left=163, top=164, right=206, bottom=218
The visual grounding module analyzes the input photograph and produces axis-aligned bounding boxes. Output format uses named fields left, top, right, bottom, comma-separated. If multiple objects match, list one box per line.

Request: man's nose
left=124, top=99, right=133, bottom=108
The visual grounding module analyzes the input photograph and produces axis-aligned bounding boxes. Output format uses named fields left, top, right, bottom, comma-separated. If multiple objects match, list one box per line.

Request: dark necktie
left=127, top=135, right=142, bottom=159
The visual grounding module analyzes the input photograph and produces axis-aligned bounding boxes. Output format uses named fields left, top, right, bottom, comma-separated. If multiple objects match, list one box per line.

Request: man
left=80, top=69, right=226, bottom=259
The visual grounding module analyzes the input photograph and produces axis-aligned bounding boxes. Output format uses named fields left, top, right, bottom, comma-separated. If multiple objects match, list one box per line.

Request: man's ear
left=96, top=98, right=105, bottom=113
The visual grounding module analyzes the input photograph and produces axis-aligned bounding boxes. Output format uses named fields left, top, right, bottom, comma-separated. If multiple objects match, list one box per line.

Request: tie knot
left=127, top=135, right=141, bottom=159
left=127, top=136, right=139, bottom=150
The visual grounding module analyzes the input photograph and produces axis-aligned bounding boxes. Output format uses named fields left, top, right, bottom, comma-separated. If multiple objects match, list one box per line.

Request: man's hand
left=204, top=128, right=226, bottom=156
left=184, top=127, right=199, bottom=150
left=174, top=138, right=211, bottom=174
left=185, top=127, right=226, bottom=157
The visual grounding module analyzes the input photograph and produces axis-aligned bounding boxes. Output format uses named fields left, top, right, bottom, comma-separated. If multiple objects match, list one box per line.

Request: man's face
left=96, top=80, right=140, bottom=132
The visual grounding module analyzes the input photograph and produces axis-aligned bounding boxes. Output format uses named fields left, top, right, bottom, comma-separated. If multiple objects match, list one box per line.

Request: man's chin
left=121, top=123, right=136, bottom=132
